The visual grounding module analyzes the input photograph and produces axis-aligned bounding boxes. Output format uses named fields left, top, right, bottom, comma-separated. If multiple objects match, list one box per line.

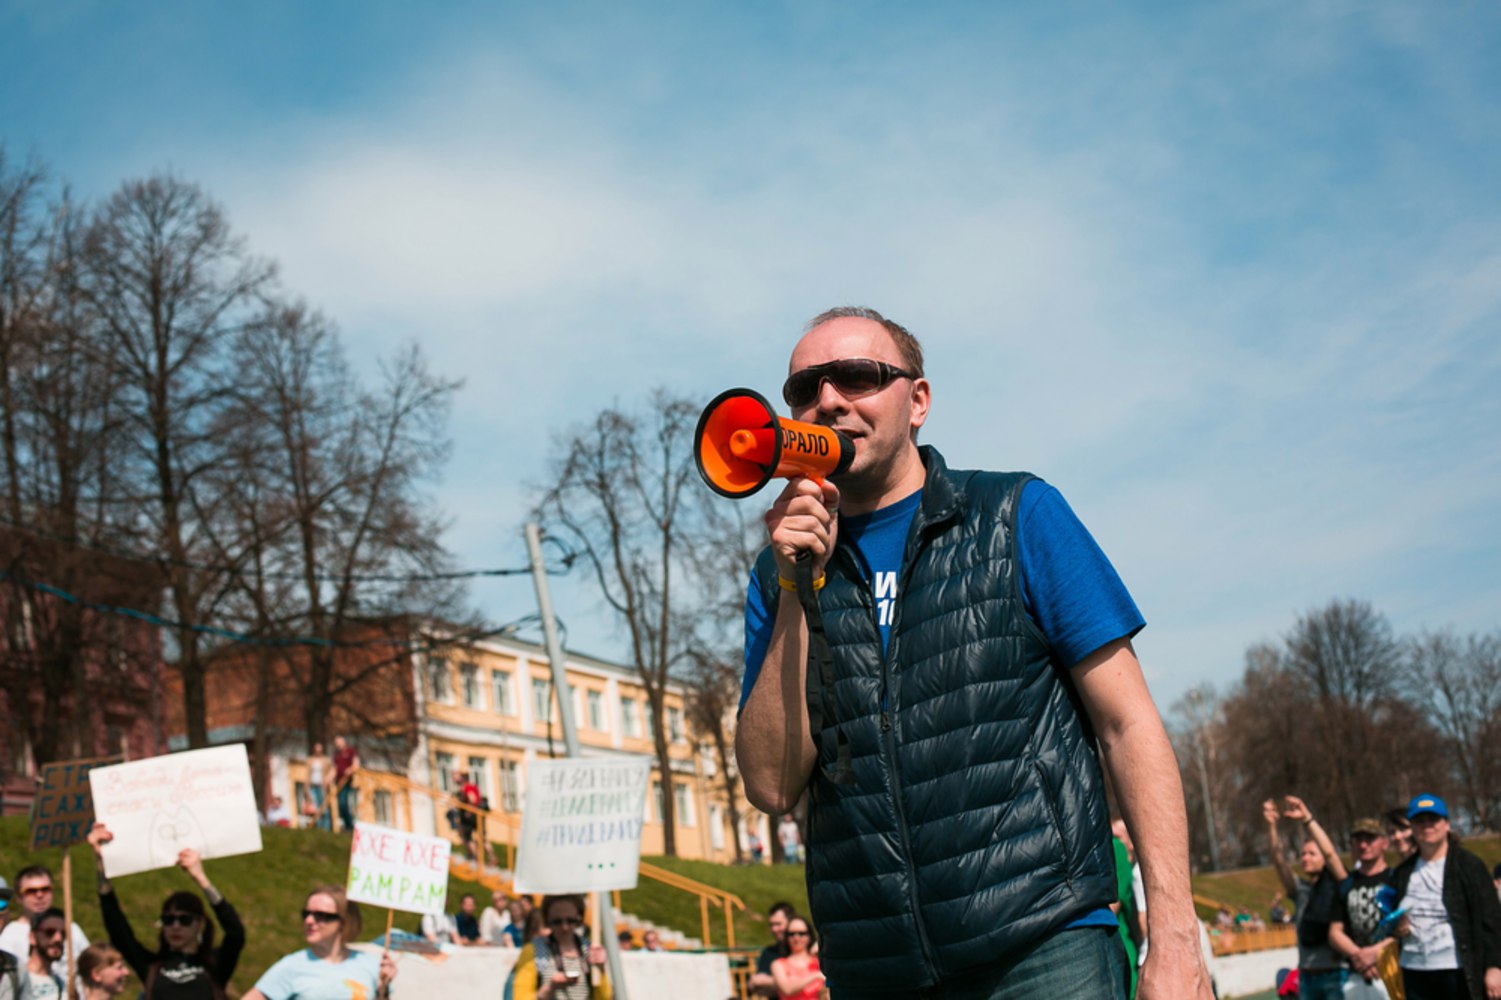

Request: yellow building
left=294, top=631, right=757, bottom=864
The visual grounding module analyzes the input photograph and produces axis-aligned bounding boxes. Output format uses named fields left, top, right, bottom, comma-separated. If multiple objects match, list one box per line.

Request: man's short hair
left=805, top=307, right=925, bottom=378
left=767, top=900, right=797, bottom=920
left=1383, top=808, right=1411, bottom=832
left=29, top=907, right=65, bottom=931
left=13, top=866, right=51, bottom=887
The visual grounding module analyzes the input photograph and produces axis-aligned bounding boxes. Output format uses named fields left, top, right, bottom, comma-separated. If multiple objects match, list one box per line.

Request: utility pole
left=526, top=522, right=629, bottom=999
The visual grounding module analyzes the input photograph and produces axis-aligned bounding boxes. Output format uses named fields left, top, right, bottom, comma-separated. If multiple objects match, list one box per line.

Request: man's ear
left=908, top=377, right=931, bottom=435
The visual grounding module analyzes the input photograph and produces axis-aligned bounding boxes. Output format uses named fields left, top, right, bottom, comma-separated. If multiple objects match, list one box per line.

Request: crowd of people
left=1266, top=792, right=1501, bottom=1000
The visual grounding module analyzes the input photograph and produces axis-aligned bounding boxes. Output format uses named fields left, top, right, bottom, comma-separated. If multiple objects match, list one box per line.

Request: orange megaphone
left=695, top=388, right=854, bottom=499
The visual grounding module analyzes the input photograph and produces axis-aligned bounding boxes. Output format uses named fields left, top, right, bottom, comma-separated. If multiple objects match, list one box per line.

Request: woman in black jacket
left=1390, top=795, right=1501, bottom=1000
left=86, top=823, right=246, bottom=1000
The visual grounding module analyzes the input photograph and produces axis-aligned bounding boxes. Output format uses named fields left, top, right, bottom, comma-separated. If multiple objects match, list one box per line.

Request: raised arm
left=735, top=477, right=837, bottom=815
left=1281, top=796, right=1348, bottom=882
left=1263, top=800, right=1299, bottom=897
left=1074, top=639, right=1213, bottom=1000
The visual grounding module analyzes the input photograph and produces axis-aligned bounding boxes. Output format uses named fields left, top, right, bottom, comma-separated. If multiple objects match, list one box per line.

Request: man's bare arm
left=736, top=592, right=818, bottom=815
left=1075, top=638, right=1213, bottom=1000
left=736, top=476, right=837, bottom=815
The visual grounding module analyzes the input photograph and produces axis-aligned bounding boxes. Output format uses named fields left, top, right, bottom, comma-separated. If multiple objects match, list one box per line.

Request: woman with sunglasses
left=244, top=886, right=396, bottom=1000
left=78, top=944, right=132, bottom=999
left=771, top=916, right=824, bottom=1000
left=509, top=895, right=610, bottom=1000
left=87, top=822, right=245, bottom=999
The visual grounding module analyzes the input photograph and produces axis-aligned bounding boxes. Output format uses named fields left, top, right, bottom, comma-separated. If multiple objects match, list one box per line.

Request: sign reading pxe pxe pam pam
left=346, top=823, right=451, bottom=915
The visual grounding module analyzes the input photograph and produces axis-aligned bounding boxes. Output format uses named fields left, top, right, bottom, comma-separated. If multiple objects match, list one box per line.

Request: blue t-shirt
left=252, top=948, right=383, bottom=1000
left=739, top=478, right=1143, bottom=931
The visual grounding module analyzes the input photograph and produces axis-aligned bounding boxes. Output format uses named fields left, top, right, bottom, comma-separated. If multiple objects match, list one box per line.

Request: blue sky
left=4, top=1, right=1499, bottom=711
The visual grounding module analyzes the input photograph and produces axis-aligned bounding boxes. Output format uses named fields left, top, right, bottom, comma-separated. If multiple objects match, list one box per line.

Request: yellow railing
left=350, top=768, right=746, bottom=949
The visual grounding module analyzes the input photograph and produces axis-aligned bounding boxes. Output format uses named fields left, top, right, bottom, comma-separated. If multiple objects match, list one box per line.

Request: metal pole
left=526, top=523, right=629, bottom=999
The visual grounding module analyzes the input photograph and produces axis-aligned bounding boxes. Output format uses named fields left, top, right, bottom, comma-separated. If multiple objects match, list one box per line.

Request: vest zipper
left=870, top=535, right=942, bottom=987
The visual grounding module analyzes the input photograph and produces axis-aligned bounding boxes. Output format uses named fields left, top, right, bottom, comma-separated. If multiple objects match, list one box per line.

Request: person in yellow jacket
left=508, top=896, right=611, bottom=1000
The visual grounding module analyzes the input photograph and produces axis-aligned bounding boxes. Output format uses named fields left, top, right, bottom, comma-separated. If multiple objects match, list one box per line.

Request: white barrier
left=356, top=944, right=735, bottom=1000
left=1212, top=945, right=1297, bottom=999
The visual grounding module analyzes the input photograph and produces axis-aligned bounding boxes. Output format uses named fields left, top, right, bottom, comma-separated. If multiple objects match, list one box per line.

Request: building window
left=621, top=697, right=639, bottom=738
left=467, top=757, right=490, bottom=806
left=674, top=781, right=695, bottom=827
left=427, top=656, right=451, bottom=703
left=374, top=790, right=394, bottom=825
left=491, top=670, right=514, bottom=715
left=460, top=663, right=481, bottom=708
left=499, top=760, right=521, bottom=812
left=434, top=751, right=457, bottom=793
left=667, top=706, right=685, bottom=744
left=587, top=690, right=606, bottom=731
left=649, top=781, right=663, bottom=824
left=709, top=804, right=725, bottom=850
left=532, top=679, right=552, bottom=723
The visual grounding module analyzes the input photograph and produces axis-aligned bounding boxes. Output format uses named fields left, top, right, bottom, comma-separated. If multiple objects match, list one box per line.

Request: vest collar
left=914, top=445, right=963, bottom=532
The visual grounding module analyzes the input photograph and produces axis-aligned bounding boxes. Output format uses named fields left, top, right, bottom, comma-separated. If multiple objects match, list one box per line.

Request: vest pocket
left=1031, top=753, right=1073, bottom=888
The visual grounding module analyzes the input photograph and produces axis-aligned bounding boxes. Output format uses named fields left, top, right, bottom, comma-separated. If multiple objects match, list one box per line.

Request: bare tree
left=0, top=152, right=145, bottom=766
left=80, top=173, right=274, bottom=748
left=1407, top=630, right=1501, bottom=831
left=216, top=302, right=463, bottom=752
left=537, top=391, right=714, bottom=856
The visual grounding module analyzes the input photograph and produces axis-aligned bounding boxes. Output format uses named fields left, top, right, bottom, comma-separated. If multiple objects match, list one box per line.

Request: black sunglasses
left=786, top=930, right=811, bottom=937
left=301, top=909, right=342, bottom=924
left=782, top=358, right=916, bottom=409
left=159, top=913, right=199, bottom=928
left=548, top=916, right=583, bottom=928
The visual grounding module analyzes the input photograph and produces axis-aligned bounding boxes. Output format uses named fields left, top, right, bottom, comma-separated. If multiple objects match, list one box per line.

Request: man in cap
left=1329, top=818, right=1397, bottom=998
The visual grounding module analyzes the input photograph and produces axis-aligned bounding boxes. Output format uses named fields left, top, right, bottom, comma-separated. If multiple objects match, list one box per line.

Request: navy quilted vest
left=754, top=447, right=1116, bottom=995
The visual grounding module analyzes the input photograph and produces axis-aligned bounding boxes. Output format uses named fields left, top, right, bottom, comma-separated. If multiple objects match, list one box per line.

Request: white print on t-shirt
left=875, top=571, right=897, bottom=627
left=1399, top=857, right=1458, bottom=970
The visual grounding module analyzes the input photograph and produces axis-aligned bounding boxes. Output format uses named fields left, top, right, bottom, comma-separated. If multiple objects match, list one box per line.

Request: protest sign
left=514, top=756, right=650, bottom=894
left=346, top=823, right=451, bottom=915
left=89, top=745, right=262, bottom=876
left=29, top=756, right=120, bottom=851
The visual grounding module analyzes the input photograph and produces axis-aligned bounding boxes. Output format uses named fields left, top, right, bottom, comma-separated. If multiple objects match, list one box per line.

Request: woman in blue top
left=243, top=886, right=396, bottom=1000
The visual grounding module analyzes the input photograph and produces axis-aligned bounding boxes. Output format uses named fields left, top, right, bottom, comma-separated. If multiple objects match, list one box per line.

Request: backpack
left=0, top=950, right=21, bottom=1000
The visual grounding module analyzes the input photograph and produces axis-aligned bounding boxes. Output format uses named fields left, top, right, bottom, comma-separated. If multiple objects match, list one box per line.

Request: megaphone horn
left=695, top=388, right=854, bottom=499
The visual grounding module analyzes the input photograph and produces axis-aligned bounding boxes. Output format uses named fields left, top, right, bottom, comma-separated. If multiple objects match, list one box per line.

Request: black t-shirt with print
left=1334, top=867, right=1397, bottom=949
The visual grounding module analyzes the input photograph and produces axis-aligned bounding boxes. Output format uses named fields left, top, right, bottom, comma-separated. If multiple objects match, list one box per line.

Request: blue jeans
left=1299, top=968, right=1347, bottom=1000
left=832, top=926, right=1128, bottom=1000
left=309, top=785, right=331, bottom=830
left=337, top=783, right=358, bottom=832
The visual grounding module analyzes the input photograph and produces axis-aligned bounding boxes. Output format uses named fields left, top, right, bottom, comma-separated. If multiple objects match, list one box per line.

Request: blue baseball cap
left=1406, top=794, right=1448, bottom=820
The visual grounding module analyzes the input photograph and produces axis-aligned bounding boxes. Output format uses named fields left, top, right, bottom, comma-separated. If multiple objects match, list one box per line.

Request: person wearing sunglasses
left=508, top=895, right=610, bottom=1000
left=737, top=307, right=1209, bottom=1000
left=244, top=886, right=396, bottom=1000
left=771, top=917, right=824, bottom=1000
left=86, top=822, right=245, bottom=1000
left=0, top=867, right=90, bottom=983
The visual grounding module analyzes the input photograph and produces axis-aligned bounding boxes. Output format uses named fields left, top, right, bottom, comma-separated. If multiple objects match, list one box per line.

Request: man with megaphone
left=731, top=308, right=1212, bottom=1000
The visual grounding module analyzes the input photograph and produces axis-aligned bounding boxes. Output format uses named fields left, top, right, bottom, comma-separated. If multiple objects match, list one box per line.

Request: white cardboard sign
left=513, top=756, right=650, bottom=894
left=89, top=745, right=263, bottom=877
left=346, top=822, right=451, bottom=914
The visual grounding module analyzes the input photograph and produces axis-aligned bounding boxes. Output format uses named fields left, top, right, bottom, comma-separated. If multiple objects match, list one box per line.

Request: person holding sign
left=88, top=823, right=245, bottom=999
left=243, top=886, right=396, bottom=1000
left=509, top=895, right=610, bottom=1000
